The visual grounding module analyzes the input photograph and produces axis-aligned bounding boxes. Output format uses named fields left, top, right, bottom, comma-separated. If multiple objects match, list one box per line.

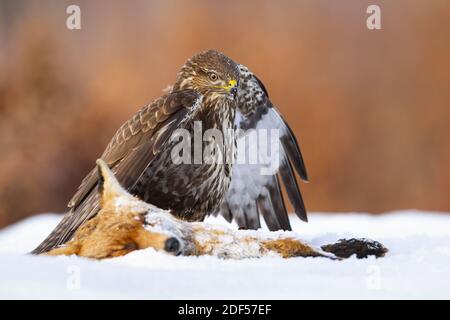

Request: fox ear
left=96, top=159, right=127, bottom=208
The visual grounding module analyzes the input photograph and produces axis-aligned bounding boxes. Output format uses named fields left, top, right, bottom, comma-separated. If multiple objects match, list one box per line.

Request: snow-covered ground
left=1, top=210, right=450, bottom=299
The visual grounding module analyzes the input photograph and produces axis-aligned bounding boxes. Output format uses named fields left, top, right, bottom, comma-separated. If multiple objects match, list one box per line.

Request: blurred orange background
left=0, top=0, right=449, bottom=228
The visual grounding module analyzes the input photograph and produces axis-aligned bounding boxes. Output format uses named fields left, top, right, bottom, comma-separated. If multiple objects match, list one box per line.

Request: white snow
left=1, top=210, right=450, bottom=299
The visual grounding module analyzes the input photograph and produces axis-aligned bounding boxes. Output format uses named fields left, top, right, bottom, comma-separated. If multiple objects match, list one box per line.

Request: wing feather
left=274, top=109, right=309, bottom=182
left=278, top=146, right=308, bottom=222
left=269, top=174, right=291, bottom=229
left=256, top=193, right=281, bottom=231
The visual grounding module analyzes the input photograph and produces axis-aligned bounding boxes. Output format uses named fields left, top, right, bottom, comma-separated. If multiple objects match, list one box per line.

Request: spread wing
left=32, top=90, right=201, bottom=254
left=216, top=65, right=308, bottom=231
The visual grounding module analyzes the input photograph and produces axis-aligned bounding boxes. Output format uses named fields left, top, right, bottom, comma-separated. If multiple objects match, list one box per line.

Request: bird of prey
left=32, top=50, right=308, bottom=254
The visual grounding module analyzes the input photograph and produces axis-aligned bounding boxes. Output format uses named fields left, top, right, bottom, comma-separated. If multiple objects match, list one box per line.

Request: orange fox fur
left=45, top=159, right=334, bottom=260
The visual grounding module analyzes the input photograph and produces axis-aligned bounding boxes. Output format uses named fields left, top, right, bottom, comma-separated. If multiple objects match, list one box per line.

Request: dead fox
left=45, top=159, right=386, bottom=260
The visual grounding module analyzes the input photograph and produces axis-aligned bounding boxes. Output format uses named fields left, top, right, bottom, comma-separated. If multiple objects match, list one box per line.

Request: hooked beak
left=225, top=79, right=238, bottom=98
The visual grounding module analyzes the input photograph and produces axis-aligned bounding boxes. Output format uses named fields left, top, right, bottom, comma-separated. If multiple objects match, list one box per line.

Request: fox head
left=95, top=159, right=186, bottom=256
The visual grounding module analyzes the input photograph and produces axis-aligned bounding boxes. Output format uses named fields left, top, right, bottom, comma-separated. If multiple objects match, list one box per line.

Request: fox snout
left=164, top=237, right=182, bottom=255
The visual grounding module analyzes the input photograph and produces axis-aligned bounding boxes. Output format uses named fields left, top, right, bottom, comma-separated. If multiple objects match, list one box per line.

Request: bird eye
left=209, top=72, right=219, bottom=81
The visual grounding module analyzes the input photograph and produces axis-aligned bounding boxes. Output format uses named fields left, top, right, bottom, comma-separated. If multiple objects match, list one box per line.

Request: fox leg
left=260, top=238, right=332, bottom=258
left=45, top=244, right=81, bottom=256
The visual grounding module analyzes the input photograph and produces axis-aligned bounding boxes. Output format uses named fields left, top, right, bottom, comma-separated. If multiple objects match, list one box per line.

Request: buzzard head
left=173, top=50, right=239, bottom=100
